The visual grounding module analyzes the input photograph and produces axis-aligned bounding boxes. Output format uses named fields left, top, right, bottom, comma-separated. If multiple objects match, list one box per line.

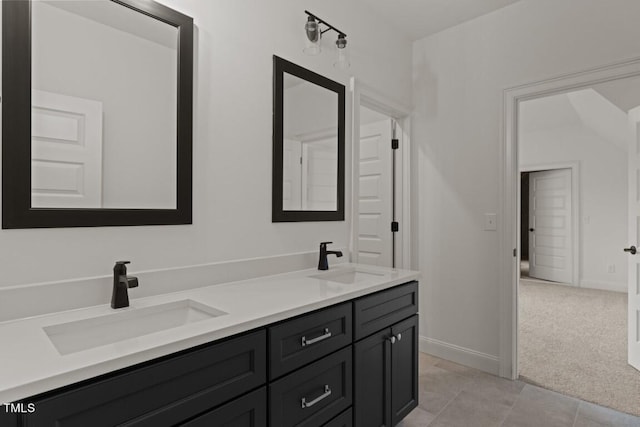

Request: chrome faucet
left=318, top=241, right=343, bottom=270
left=111, top=261, right=138, bottom=309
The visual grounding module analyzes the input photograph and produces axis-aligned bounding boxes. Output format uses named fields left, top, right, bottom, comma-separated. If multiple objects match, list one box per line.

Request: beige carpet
left=519, top=278, right=640, bottom=416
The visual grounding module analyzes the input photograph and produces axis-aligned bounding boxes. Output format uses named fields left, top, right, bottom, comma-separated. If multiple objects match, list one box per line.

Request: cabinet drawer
left=180, top=387, right=266, bottom=427
left=270, top=346, right=352, bottom=427
left=323, top=408, right=352, bottom=427
left=354, top=281, right=418, bottom=340
left=269, top=302, right=352, bottom=379
left=23, top=330, right=266, bottom=427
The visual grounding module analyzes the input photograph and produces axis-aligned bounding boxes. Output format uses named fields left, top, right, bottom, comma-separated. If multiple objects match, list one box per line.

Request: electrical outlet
left=607, top=264, right=616, bottom=273
left=484, top=213, right=497, bottom=231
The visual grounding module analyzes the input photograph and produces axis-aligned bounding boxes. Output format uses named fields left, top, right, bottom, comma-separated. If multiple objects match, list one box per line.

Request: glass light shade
left=334, top=44, right=350, bottom=69
left=303, top=19, right=321, bottom=55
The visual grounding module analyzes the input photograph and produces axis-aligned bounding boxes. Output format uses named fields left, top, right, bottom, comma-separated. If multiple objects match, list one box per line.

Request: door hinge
left=513, top=248, right=517, bottom=257
left=391, top=221, right=399, bottom=232
left=392, top=139, right=399, bottom=150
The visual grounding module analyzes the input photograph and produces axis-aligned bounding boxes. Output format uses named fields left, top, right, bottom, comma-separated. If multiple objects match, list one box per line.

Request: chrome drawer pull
left=301, top=328, right=331, bottom=347
left=301, top=385, right=332, bottom=408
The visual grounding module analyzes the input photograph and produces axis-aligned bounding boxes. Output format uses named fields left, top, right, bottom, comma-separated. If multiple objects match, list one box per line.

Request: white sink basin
left=310, top=267, right=386, bottom=284
left=43, top=299, right=227, bottom=355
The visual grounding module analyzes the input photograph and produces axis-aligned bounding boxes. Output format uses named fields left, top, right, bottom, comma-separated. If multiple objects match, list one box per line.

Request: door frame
left=499, top=57, right=640, bottom=379
left=520, top=163, right=580, bottom=286
left=350, top=78, right=412, bottom=269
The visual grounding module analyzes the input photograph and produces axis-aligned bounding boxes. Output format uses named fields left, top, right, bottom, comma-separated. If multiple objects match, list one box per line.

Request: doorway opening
left=513, top=75, right=640, bottom=416
left=351, top=79, right=411, bottom=270
left=519, top=166, right=578, bottom=285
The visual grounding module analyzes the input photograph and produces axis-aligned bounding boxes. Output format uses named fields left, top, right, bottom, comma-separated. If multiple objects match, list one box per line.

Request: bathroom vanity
left=0, top=265, right=419, bottom=426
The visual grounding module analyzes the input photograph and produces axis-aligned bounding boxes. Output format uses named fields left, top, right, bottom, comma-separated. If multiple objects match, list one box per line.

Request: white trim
left=350, top=77, right=412, bottom=269
left=580, top=279, right=627, bottom=293
left=520, top=162, right=580, bottom=287
left=419, top=336, right=500, bottom=375
left=499, top=57, right=640, bottom=380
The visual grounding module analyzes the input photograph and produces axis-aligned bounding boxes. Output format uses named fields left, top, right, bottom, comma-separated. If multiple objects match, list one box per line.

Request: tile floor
left=398, top=353, right=640, bottom=427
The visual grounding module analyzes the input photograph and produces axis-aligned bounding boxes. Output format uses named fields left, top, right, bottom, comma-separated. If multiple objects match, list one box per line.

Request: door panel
left=282, top=139, right=302, bottom=211
left=528, top=169, right=573, bottom=283
left=628, top=108, right=640, bottom=371
left=31, top=90, right=103, bottom=208
left=358, top=119, right=392, bottom=267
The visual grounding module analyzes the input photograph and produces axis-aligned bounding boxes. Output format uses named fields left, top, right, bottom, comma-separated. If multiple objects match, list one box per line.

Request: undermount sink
left=43, top=299, right=227, bottom=355
left=310, top=267, right=386, bottom=284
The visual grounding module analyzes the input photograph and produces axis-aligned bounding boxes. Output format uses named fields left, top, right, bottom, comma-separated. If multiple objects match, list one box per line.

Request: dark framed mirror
left=272, top=56, right=345, bottom=222
left=2, top=0, right=193, bottom=228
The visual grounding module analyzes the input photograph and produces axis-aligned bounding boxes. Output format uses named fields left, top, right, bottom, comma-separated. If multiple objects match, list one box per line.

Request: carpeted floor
left=519, top=278, right=640, bottom=417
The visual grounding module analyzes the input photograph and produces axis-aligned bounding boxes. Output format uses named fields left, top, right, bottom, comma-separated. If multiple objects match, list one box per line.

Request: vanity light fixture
left=303, top=10, right=349, bottom=69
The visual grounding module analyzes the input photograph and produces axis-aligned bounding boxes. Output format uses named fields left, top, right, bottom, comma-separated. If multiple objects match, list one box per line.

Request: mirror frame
left=272, top=56, right=345, bottom=222
left=2, top=0, right=193, bottom=228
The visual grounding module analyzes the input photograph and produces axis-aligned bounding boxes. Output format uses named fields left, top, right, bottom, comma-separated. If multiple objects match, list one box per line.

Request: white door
left=31, top=90, right=103, bottom=208
left=528, top=169, right=573, bottom=283
left=358, top=119, right=392, bottom=267
left=627, top=107, right=640, bottom=371
left=302, top=137, right=338, bottom=211
left=282, top=139, right=302, bottom=210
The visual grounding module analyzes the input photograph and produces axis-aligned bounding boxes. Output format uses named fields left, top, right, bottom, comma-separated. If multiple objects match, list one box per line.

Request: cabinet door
left=354, top=328, right=392, bottom=427
left=0, top=409, right=18, bottom=427
left=180, top=387, right=266, bottom=427
left=391, top=315, right=419, bottom=425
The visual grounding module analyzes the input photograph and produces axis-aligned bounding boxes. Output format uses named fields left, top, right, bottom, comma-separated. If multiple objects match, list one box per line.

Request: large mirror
left=272, top=56, right=345, bottom=222
left=2, top=0, right=193, bottom=228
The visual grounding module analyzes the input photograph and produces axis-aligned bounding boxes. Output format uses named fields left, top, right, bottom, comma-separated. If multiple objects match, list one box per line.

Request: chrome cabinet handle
left=301, top=328, right=331, bottom=347
left=389, top=333, right=402, bottom=344
left=301, top=385, right=332, bottom=408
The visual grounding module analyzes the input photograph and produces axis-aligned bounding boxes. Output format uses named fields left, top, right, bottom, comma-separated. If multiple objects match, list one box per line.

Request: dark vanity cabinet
left=353, top=283, right=419, bottom=426
left=17, top=281, right=418, bottom=427
left=0, top=410, right=18, bottom=427
left=21, top=331, right=267, bottom=427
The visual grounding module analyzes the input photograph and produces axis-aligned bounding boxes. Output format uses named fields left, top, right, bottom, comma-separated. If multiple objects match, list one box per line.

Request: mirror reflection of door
left=31, top=0, right=178, bottom=209
left=282, top=73, right=338, bottom=211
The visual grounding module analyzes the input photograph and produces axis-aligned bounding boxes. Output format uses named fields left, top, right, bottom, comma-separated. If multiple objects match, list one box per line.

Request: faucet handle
left=320, top=241, right=333, bottom=248
left=114, top=260, right=131, bottom=275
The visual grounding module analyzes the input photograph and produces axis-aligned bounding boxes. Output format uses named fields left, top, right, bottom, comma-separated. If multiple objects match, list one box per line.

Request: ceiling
left=593, top=76, right=640, bottom=113
left=355, top=0, right=521, bottom=41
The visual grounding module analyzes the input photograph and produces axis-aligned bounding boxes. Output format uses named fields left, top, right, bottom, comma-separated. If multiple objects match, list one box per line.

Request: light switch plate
left=484, top=213, right=497, bottom=231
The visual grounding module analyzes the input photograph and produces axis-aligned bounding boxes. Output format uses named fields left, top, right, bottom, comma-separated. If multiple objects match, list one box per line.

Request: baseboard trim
left=580, top=279, right=626, bottom=293
left=419, top=336, right=500, bottom=375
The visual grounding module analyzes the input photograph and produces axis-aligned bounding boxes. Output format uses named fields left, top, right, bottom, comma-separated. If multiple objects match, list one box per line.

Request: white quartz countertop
left=0, top=263, right=419, bottom=403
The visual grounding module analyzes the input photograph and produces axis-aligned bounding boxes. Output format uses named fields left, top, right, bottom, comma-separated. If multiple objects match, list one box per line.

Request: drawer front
left=323, top=408, right=352, bottom=427
left=354, top=281, right=418, bottom=340
left=180, top=387, right=267, bottom=427
left=270, top=346, right=352, bottom=427
left=269, top=302, right=352, bottom=379
left=23, top=330, right=266, bottom=427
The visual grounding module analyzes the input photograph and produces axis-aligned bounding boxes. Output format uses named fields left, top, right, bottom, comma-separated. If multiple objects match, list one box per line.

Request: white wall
left=0, top=0, right=412, bottom=288
left=412, top=0, right=640, bottom=371
left=520, top=95, right=628, bottom=291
